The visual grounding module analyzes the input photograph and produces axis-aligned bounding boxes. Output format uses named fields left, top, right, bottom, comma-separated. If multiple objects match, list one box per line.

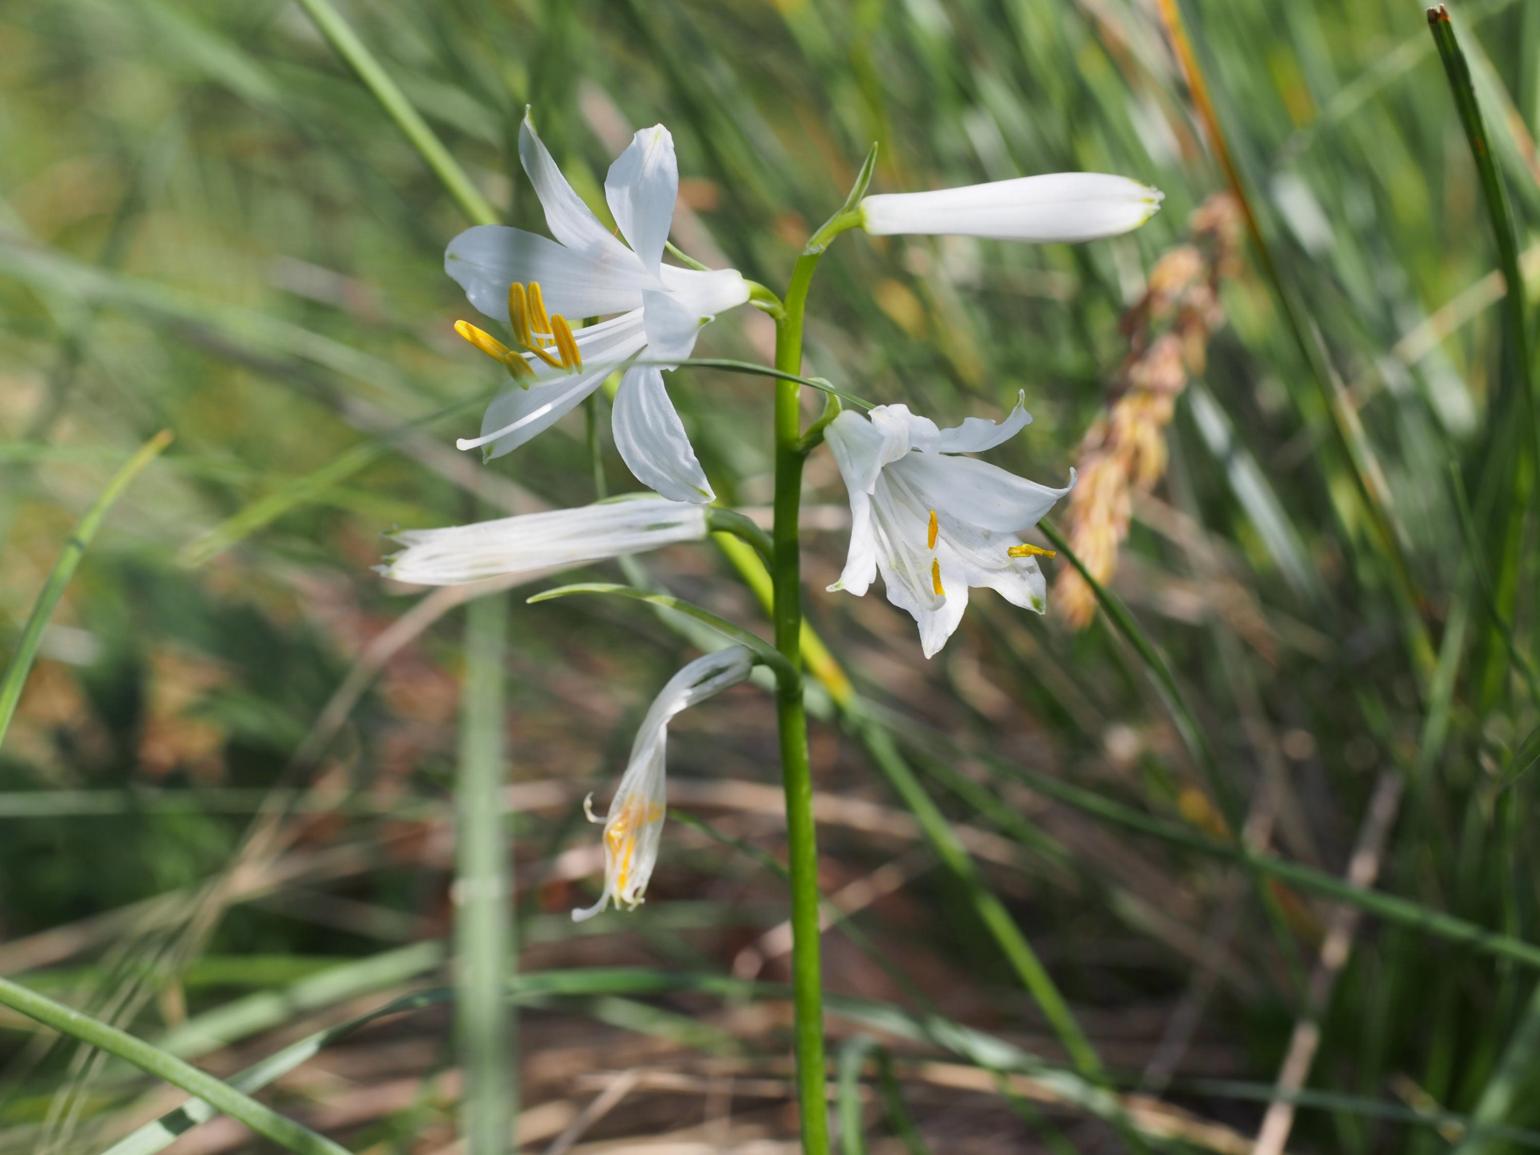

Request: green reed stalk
left=772, top=241, right=832, bottom=1155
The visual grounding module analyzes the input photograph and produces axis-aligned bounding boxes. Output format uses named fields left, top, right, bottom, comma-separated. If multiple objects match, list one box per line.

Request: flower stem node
left=573, top=647, right=754, bottom=922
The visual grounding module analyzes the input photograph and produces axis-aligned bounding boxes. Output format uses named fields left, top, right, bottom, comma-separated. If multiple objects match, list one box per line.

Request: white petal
left=659, top=265, right=751, bottom=318
left=894, top=454, right=1073, bottom=532
left=641, top=289, right=704, bottom=368
left=932, top=391, right=1033, bottom=454
left=382, top=495, right=708, bottom=586
left=860, top=174, right=1163, bottom=242
left=869, top=403, right=941, bottom=457
left=611, top=365, right=714, bottom=503
left=446, top=225, right=650, bottom=320
left=828, top=483, right=878, bottom=596
left=520, top=114, right=642, bottom=265
left=605, top=125, right=678, bottom=275
left=826, top=408, right=916, bottom=497
left=915, top=583, right=969, bottom=658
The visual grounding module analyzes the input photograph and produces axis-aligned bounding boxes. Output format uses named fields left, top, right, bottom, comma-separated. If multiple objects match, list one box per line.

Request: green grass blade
left=292, top=0, right=498, bottom=227
left=0, top=429, right=172, bottom=752
left=0, top=976, right=349, bottom=1155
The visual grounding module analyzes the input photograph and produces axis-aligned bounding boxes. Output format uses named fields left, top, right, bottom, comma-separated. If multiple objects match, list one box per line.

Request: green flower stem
left=774, top=244, right=832, bottom=1155
left=0, top=975, right=350, bottom=1155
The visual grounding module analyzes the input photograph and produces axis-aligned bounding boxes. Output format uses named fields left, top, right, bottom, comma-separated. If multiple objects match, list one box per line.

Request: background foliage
left=1, top=0, right=1538, bottom=1151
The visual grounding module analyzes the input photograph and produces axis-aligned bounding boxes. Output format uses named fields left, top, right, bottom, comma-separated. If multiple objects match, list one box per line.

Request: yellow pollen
left=527, top=282, right=552, bottom=335
left=931, top=558, right=945, bottom=597
left=926, top=509, right=938, bottom=550
left=454, top=320, right=534, bottom=381
left=507, top=282, right=531, bottom=346
left=1007, top=543, right=1058, bottom=560
left=551, top=314, right=583, bottom=370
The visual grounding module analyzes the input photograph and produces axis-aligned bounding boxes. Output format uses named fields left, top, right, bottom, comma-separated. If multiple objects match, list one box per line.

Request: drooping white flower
left=573, top=645, right=755, bottom=922
left=444, top=113, right=749, bottom=504
left=860, top=173, right=1162, bottom=242
left=825, top=395, right=1073, bottom=658
left=380, top=494, right=707, bottom=586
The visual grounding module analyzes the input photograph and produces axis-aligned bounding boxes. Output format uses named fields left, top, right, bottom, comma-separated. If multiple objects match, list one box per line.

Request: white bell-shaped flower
left=379, top=494, right=707, bottom=586
left=860, top=173, right=1162, bottom=242
left=445, top=113, right=749, bottom=503
left=825, top=395, right=1073, bottom=658
left=573, top=646, right=755, bottom=922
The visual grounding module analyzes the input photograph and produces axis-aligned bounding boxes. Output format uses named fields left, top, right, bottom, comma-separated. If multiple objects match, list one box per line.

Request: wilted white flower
left=380, top=494, right=707, bottom=586
left=445, top=112, right=749, bottom=502
left=860, top=173, right=1162, bottom=242
left=825, top=396, right=1072, bottom=658
left=574, top=646, right=755, bottom=922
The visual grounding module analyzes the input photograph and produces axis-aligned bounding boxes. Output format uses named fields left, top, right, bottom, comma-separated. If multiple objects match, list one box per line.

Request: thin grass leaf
left=0, top=429, right=172, bottom=751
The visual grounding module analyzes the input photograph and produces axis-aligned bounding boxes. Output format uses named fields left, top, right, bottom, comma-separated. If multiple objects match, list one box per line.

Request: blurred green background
left=2, top=0, right=1538, bottom=1151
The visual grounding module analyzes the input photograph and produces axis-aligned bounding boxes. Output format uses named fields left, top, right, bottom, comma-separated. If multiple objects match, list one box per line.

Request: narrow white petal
left=828, top=485, right=878, bottom=596
left=895, top=455, right=1073, bottom=533
left=611, top=365, right=714, bottom=503
left=640, top=289, right=703, bottom=368
left=460, top=319, right=649, bottom=459
left=382, top=495, right=709, bottom=586
left=520, top=114, right=643, bottom=265
left=462, top=369, right=608, bottom=459
left=861, top=174, right=1163, bottom=242
left=916, top=584, right=969, bottom=658
left=932, top=391, right=1033, bottom=454
left=826, top=409, right=908, bottom=497
left=446, top=224, right=649, bottom=320
left=659, top=265, right=751, bottom=318
left=605, top=125, right=678, bottom=275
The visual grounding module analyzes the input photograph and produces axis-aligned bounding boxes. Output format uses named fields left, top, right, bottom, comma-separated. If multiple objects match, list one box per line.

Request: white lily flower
left=574, top=645, right=754, bottom=922
left=825, top=395, right=1073, bottom=658
left=380, top=494, right=707, bottom=586
left=860, top=173, right=1162, bottom=242
left=444, top=113, right=750, bottom=504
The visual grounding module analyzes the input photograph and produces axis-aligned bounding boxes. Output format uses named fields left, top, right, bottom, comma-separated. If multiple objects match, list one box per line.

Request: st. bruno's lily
left=860, top=173, right=1162, bottom=242
left=445, top=112, right=749, bottom=504
left=379, top=494, right=707, bottom=586
left=825, top=395, right=1073, bottom=658
left=573, top=646, right=754, bottom=922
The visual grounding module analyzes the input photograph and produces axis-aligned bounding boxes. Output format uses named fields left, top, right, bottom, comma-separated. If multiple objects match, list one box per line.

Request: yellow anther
left=507, top=282, right=531, bottom=346
left=527, top=281, right=552, bottom=335
left=926, top=509, right=939, bottom=550
left=1007, top=543, right=1058, bottom=560
left=551, top=314, right=582, bottom=370
left=931, top=558, right=945, bottom=597
left=454, top=320, right=534, bottom=382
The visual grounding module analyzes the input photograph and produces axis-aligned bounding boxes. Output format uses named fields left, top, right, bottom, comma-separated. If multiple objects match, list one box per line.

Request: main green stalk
left=773, top=248, right=830, bottom=1155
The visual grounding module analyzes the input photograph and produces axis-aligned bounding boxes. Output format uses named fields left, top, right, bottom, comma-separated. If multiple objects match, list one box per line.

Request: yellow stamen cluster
left=1055, top=194, right=1242, bottom=629
left=603, top=798, right=665, bottom=903
left=453, top=279, right=583, bottom=386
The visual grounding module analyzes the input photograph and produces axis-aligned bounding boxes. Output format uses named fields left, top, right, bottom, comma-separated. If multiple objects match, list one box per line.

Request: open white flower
left=573, top=645, right=754, bottom=922
left=825, top=395, right=1073, bottom=658
left=860, top=173, right=1162, bottom=242
left=379, top=494, right=707, bottom=586
left=444, top=112, right=749, bottom=503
